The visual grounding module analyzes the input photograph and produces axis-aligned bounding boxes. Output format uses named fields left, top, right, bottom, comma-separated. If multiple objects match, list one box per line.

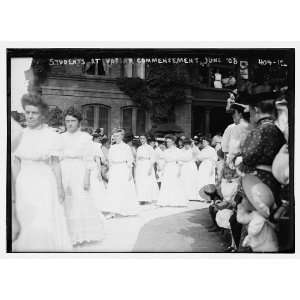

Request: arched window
left=121, top=106, right=146, bottom=135
left=82, top=104, right=110, bottom=134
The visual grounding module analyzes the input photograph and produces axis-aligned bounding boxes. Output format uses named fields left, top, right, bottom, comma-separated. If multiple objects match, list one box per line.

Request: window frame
left=82, top=104, right=111, bottom=134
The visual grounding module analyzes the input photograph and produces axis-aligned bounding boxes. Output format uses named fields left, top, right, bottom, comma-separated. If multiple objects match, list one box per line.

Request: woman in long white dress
left=197, top=137, right=218, bottom=200
left=11, top=118, right=23, bottom=243
left=154, top=140, right=166, bottom=189
left=157, top=135, right=188, bottom=207
left=135, top=135, right=159, bottom=204
left=180, top=138, right=199, bottom=200
left=13, top=94, right=72, bottom=252
left=103, top=129, right=140, bottom=217
left=60, top=107, right=105, bottom=246
left=89, top=135, right=107, bottom=213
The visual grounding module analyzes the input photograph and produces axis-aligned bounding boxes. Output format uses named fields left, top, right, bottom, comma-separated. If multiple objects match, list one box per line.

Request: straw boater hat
left=230, top=102, right=249, bottom=113
left=156, top=137, right=165, bottom=142
left=241, top=91, right=281, bottom=106
left=242, top=174, right=276, bottom=218
left=198, top=184, right=219, bottom=202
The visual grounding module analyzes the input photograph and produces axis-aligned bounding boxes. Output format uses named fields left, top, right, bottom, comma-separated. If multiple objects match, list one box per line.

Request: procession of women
left=11, top=88, right=290, bottom=253
left=11, top=93, right=220, bottom=252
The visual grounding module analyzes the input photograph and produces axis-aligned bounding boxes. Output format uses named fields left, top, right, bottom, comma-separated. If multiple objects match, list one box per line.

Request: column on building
left=174, top=100, right=192, bottom=137
left=204, top=107, right=211, bottom=135
left=136, top=61, right=145, bottom=79
left=145, top=112, right=152, bottom=132
left=124, top=58, right=133, bottom=78
left=132, top=108, right=137, bottom=135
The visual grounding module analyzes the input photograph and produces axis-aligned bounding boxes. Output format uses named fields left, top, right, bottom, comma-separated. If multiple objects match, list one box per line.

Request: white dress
left=221, top=123, right=236, bottom=153
left=180, top=148, right=199, bottom=200
left=13, top=125, right=72, bottom=252
left=104, top=142, right=140, bottom=216
left=197, top=145, right=218, bottom=196
left=60, top=130, right=105, bottom=245
left=89, top=142, right=107, bottom=213
left=154, top=147, right=164, bottom=185
left=157, top=146, right=188, bottom=207
left=135, top=144, right=159, bottom=203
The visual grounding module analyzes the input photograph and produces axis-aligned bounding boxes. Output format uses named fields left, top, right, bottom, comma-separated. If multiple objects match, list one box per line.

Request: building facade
left=26, top=54, right=288, bottom=137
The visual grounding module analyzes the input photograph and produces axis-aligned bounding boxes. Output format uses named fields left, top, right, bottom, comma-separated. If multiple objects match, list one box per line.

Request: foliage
left=117, top=64, right=187, bottom=123
left=116, top=77, right=150, bottom=109
left=47, top=106, right=64, bottom=127
left=28, top=58, right=50, bottom=94
left=11, top=111, right=26, bottom=125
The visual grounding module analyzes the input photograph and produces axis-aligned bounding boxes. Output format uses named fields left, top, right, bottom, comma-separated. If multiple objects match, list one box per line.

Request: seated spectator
left=199, top=184, right=222, bottom=232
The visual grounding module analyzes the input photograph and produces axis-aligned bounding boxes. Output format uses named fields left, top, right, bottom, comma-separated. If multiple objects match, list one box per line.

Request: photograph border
left=6, top=47, right=295, bottom=254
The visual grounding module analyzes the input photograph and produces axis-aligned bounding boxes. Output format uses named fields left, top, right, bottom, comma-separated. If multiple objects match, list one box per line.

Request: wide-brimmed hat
left=230, top=102, right=249, bottom=113
left=216, top=209, right=234, bottom=229
left=156, top=137, right=165, bottom=142
left=198, top=184, right=217, bottom=202
left=241, top=92, right=281, bottom=106
left=242, top=174, right=275, bottom=218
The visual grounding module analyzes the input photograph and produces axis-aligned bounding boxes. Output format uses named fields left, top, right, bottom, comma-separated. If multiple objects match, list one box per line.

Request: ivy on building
left=47, top=106, right=64, bottom=127
left=28, top=58, right=50, bottom=94
left=11, top=111, right=26, bottom=127
left=117, top=64, right=187, bottom=123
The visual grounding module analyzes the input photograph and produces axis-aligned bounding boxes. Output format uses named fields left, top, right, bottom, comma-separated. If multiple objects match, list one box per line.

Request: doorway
left=209, top=107, right=232, bottom=135
left=192, top=105, right=233, bottom=137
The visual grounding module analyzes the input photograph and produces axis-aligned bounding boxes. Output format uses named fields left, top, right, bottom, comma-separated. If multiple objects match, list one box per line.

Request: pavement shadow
left=133, top=208, right=228, bottom=252
left=177, top=209, right=227, bottom=252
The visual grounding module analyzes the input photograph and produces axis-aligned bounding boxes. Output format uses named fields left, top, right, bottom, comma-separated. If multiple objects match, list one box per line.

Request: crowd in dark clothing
left=203, top=91, right=291, bottom=252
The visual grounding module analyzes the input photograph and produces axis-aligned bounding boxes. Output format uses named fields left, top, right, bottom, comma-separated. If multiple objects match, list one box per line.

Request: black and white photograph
left=7, top=48, right=295, bottom=253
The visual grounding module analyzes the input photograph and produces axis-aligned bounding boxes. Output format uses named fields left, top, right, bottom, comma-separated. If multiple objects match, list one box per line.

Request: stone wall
left=41, top=76, right=135, bottom=134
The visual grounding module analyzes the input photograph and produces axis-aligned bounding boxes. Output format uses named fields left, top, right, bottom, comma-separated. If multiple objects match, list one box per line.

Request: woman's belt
left=256, top=165, right=272, bottom=173
left=111, top=160, right=128, bottom=164
left=166, top=161, right=178, bottom=164
left=62, top=156, right=83, bottom=160
left=137, top=157, right=151, bottom=161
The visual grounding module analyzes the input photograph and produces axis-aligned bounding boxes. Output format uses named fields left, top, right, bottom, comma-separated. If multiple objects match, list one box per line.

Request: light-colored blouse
left=108, top=141, right=134, bottom=166
left=136, top=144, right=156, bottom=163
left=59, top=130, right=93, bottom=161
left=14, top=125, right=60, bottom=161
left=180, top=148, right=195, bottom=163
left=161, top=146, right=182, bottom=164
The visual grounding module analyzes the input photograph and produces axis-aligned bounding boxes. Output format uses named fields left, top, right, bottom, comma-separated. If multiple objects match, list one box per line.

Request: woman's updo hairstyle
left=21, top=93, right=49, bottom=117
left=182, top=137, right=193, bottom=145
left=164, top=134, right=176, bottom=143
left=64, top=106, right=83, bottom=122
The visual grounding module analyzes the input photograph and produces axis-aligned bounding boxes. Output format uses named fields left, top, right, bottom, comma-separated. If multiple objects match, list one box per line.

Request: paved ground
left=77, top=202, right=228, bottom=252
left=133, top=208, right=227, bottom=252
